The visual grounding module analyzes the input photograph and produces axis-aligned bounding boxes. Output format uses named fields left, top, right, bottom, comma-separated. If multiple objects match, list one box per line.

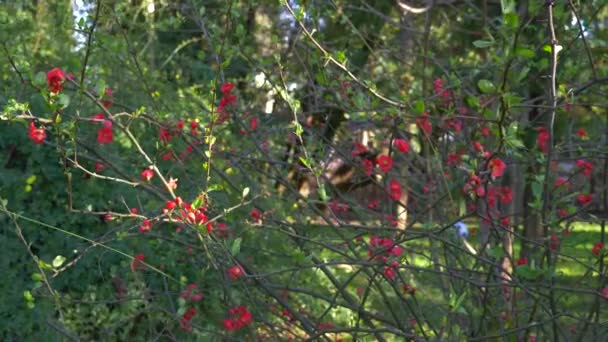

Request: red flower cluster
left=227, top=265, right=245, bottom=280
left=536, top=127, right=550, bottom=153
left=102, top=88, right=113, bottom=108
left=416, top=113, right=432, bottom=135
left=592, top=242, right=605, bottom=256
left=328, top=199, right=349, bottom=213
left=217, top=82, right=237, bottom=117
left=351, top=143, right=367, bottom=157
left=131, top=254, right=145, bottom=271
left=47, top=68, right=66, bottom=93
left=388, top=180, right=402, bottom=201
left=516, top=257, right=527, bottom=266
left=140, top=219, right=152, bottom=233
left=28, top=122, right=46, bottom=144
left=181, top=283, right=203, bottom=302
left=223, top=305, right=252, bottom=332
left=576, top=193, right=592, bottom=206
left=550, top=234, right=559, bottom=251
left=177, top=202, right=209, bottom=228
left=179, top=307, right=197, bottom=332
left=463, top=173, right=486, bottom=197
left=576, top=159, right=593, bottom=178
left=402, top=283, right=416, bottom=296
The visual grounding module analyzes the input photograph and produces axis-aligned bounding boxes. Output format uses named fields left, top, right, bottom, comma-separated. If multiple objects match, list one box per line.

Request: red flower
left=97, top=127, right=113, bottom=144
left=223, top=318, right=236, bottom=331
left=361, top=159, right=373, bottom=176
left=516, top=257, right=527, bottom=266
left=480, top=127, right=490, bottom=137
left=250, top=208, right=262, bottom=223
left=433, top=78, right=443, bottom=94
left=576, top=159, right=593, bottom=178
left=249, top=117, right=258, bottom=131
left=388, top=180, right=402, bottom=201
left=141, top=169, right=154, bottom=181
left=224, top=305, right=252, bottom=332
left=91, top=113, right=105, bottom=122
left=140, top=219, right=152, bottom=233
left=496, top=186, right=513, bottom=204
left=416, top=113, right=432, bottom=134
left=221, top=82, right=234, bottom=95
left=592, top=242, right=605, bottom=256
left=403, top=284, right=416, bottom=296
left=181, top=283, right=203, bottom=302
left=95, top=162, right=104, bottom=173
left=159, top=126, right=172, bottom=143
left=351, top=143, right=367, bottom=157
left=46, top=68, right=66, bottom=93
left=376, top=155, right=393, bottom=173
left=383, top=267, right=396, bottom=280
left=489, top=158, right=506, bottom=179
left=577, top=193, right=592, bottom=206
left=473, top=141, right=484, bottom=152
left=393, top=138, right=410, bottom=153
left=550, top=234, right=559, bottom=251
left=131, top=254, right=145, bottom=271
left=227, top=265, right=245, bottom=280
left=601, top=288, right=608, bottom=301
left=28, top=122, right=46, bottom=144
left=576, top=128, right=588, bottom=139
left=536, top=127, right=550, bottom=153
left=447, top=153, right=462, bottom=167
left=102, top=88, right=113, bottom=108
left=180, top=307, right=197, bottom=332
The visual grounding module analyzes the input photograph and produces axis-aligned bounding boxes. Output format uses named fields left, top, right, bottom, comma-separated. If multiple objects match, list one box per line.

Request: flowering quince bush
left=1, top=1, right=608, bottom=341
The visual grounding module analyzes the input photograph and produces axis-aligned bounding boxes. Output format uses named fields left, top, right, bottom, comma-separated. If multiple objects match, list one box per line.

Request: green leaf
left=52, top=255, right=66, bottom=268
left=33, top=72, right=46, bottom=87
left=318, top=184, right=328, bottom=202
left=57, top=93, right=70, bottom=109
left=413, top=100, right=425, bottom=114
left=230, top=238, right=242, bottom=256
left=503, top=13, right=519, bottom=28
left=335, top=50, right=347, bottom=64
left=477, top=79, right=495, bottom=94
left=473, top=40, right=494, bottom=48
left=515, top=47, right=535, bottom=59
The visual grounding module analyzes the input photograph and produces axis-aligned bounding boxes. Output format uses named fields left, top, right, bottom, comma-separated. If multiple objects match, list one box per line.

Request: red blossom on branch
left=47, top=68, right=66, bottom=93
left=28, top=122, right=46, bottom=144
left=376, top=155, right=393, bottom=173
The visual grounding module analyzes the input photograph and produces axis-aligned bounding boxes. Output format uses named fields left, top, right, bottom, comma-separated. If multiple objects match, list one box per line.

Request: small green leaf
left=515, top=47, right=535, bottom=59
left=57, top=94, right=70, bottom=109
left=413, top=100, right=425, bottom=114
left=473, top=40, right=494, bottom=48
left=477, top=79, right=495, bottom=94
left=33, top=72, right=46, bottom=87
left=318, top=184, right=328, bottom=202
left=230, top=238, right=242, bottom=256
left=52, top=255, right=66, bottom=268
